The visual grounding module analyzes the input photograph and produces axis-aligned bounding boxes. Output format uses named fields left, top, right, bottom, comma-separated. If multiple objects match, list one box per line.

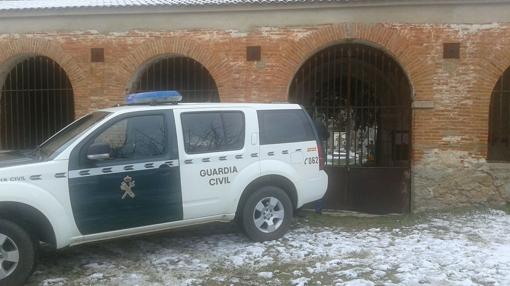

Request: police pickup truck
left=0, top=91, right=328, bottom=285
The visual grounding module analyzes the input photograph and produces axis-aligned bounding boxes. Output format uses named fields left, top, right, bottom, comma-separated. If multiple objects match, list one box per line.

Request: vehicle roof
left=99, top=102, right=302, bottom=114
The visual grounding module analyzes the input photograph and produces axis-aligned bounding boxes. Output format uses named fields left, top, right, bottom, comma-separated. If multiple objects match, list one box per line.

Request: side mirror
left=87, top=143, right=112, bottom=161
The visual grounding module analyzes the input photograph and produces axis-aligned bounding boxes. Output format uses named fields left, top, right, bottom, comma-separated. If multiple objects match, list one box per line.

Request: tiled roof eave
left=0, top=0, right=507, bottom=14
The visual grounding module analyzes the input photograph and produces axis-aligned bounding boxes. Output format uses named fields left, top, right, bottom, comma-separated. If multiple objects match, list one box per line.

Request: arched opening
left=289, top=43, right=412, bottom=214
left=130, top=56, right=219, bottom=102
left=0, top=56, right=74, bottom=150
left=488, top=66, right=510, bottom=161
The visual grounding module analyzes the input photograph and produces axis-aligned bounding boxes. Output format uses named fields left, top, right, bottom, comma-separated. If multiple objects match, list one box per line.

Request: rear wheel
left=0, top=219, right=36, bottom=286
left=241, top=186, right=293, bottom=242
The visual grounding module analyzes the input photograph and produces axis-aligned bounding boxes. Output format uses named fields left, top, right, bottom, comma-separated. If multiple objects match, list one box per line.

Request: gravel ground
left=27, top=207, right=510, bottom=286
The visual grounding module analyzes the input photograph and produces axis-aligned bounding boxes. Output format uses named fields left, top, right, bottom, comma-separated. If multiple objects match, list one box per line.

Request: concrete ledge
left=412, top=101, right=434, bottom=109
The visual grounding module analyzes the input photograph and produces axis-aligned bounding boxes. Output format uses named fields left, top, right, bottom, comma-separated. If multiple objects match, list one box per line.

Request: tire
left=241, top=186, right=293, bottom=242
left=0, top=219, right=37, bottom=286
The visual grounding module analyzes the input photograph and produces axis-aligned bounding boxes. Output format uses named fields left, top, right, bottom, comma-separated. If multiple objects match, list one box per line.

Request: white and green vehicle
left=0, top=91, right=328, bottom=285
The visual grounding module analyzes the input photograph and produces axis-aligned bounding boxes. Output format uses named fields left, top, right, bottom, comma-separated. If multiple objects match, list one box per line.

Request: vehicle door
left=175, top=108, right=259, bottom=219
left=68, top=110, right=182, bottom=235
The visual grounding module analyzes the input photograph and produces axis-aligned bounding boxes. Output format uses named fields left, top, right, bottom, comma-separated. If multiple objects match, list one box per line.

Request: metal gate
left=289, top=43, right=412, bottom=214
left=133, top=56, right=219, bottom=102
left=0, top=56, right=74, bottom=150
left=488, top=66, right=510, bottom=161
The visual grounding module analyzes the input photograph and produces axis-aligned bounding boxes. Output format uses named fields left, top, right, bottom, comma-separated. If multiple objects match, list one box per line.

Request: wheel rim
left=0, top=233, right=19, bottom=280
left=253, top=196, right=285, bottom=233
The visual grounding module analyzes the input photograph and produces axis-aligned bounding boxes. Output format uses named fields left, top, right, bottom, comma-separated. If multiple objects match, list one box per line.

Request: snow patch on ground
left=291, top=276, right=311, bottom=286
left=257, top=271, right=273, bottom=279
left=28, top=209, right=510, bottom=285
left=40, top=278, right=67, bottom=286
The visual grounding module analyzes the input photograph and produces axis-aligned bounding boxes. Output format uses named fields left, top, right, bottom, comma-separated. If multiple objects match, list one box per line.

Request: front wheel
left=241, top=186, right=293, bottom=242
left=0, top=219, right=37, bottom=286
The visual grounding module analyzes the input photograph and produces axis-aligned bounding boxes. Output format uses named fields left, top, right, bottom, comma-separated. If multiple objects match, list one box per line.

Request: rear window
left=258, top=109, right=315, bottom=145
left=181, top=111, right=245, bottom=154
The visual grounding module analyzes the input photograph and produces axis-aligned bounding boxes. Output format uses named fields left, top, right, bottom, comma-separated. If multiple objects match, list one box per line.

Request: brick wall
left=1, top=23, right=510, bottom=210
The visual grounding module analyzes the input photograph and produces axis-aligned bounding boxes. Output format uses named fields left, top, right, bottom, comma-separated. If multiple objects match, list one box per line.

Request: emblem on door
left=120, top=176, right=136, bottom=199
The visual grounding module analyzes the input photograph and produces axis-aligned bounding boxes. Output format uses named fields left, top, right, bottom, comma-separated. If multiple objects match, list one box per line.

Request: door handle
left=159, top=164, right=170, bottom=169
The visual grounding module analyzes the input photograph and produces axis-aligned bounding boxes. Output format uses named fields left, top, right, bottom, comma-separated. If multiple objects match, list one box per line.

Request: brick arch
left=478, top=39, right=510, bottom=101
left=475, top=43, right=510, bottom=157
left=118, top=38, right=231, bottom=100
left=0, top=38, right=86, bottom=99
left=276, top=24, right=433, bottom=102
left=276, top=24, right=435, bottom=163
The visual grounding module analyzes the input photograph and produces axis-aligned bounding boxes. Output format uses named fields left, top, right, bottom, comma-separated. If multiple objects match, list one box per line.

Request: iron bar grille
left=489, top=67, right=510, bottom=161
left=133, top=56, right=219, bottom=102
left=289, top=44, right=412, bottom=168
left=0, top=56, right=74, bottom=150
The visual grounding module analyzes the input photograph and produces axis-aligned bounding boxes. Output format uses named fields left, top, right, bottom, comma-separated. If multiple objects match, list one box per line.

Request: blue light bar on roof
left=126, top=90, right=182, bottom=105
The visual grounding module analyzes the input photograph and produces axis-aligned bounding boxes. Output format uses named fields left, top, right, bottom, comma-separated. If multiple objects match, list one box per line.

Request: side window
left=91, top=115, right=167, bottom=161
left=181, top=111, right=244, bottom=154
left=258, top=109, right=315, bottom=145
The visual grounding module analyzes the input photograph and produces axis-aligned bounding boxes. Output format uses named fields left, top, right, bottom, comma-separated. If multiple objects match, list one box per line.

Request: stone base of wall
left=413, top=149, right=510, bottom=212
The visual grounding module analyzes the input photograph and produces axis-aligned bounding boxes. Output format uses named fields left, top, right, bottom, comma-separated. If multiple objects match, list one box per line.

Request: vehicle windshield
left=34, top=111, right=110, bottom=159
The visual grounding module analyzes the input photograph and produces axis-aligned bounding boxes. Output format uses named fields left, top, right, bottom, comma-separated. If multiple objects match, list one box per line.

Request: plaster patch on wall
left=258, top=27, right=287, bottom=39
left=450, top=23, right=501, bottom=36
left=0, top=34, right=21, bottom=39
left=441, top=136, right=464, bottom=144
left=459, top=99, right=473, bottom=106
left=225, top=29, right=248, bottom=38
left=288, top=28, right=316, bottom=40
left=108, top=32, right=130, bottom=37
left=67, top=30, right=101, bottom=35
